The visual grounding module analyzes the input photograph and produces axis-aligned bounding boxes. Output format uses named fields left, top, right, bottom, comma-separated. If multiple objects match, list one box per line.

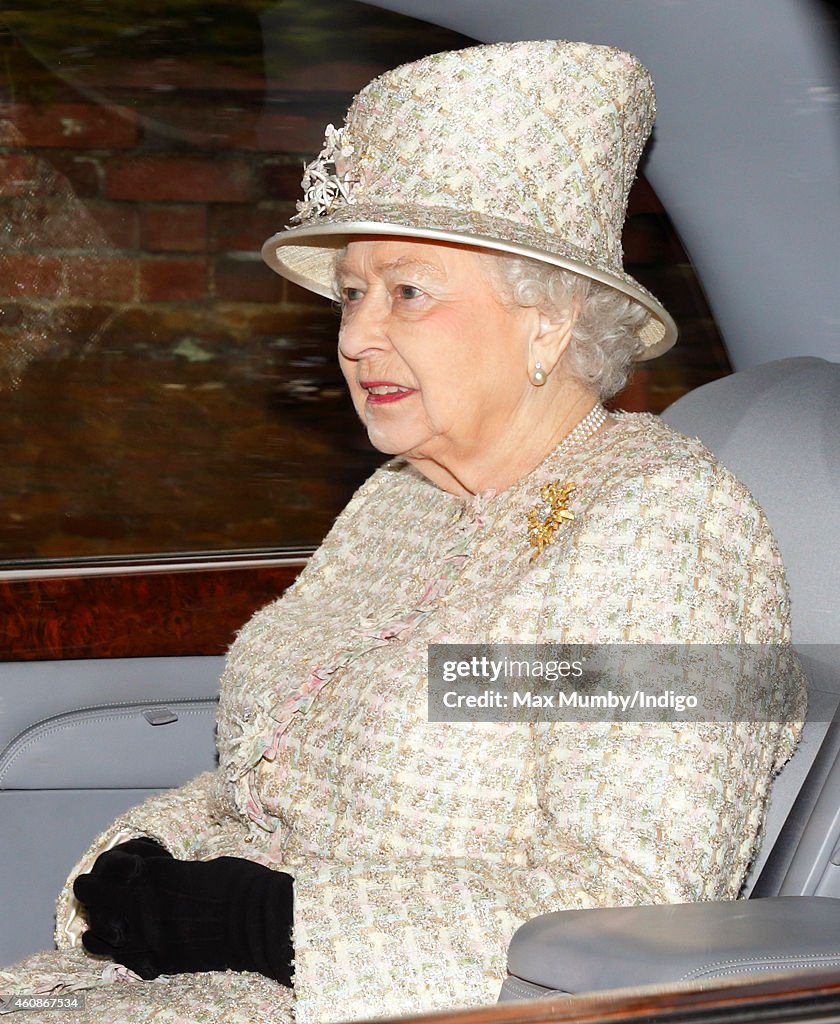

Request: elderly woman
left=0, top=39, right=803, bottom=1024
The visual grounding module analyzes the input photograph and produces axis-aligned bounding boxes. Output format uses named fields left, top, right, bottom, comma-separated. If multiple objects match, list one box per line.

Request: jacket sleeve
left=287, top=458, right=806, bottom=1024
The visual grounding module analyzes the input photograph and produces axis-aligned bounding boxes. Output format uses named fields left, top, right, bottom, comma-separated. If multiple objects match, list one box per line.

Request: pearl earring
left=532, top=360, right=546, bottom=386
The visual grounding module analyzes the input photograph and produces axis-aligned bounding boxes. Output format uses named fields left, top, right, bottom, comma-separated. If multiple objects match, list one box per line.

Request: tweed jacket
left=1, top=414, right=805, bottom=1024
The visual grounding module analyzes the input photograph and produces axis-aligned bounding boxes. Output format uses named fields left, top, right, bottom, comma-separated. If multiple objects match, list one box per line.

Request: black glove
left=73, top=839, right=294, bottom=985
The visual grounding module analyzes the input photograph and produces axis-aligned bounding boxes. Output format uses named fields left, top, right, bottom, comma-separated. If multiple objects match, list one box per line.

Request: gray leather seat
left=501, top=357, right=840, bottom=999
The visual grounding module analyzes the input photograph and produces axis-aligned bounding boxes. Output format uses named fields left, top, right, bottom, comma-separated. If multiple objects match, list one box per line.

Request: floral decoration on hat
left=292, top=124, right=358, bottom=223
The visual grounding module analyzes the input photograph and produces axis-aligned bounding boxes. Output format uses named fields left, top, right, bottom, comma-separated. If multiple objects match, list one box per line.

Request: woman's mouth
left=362, top=381, right=416, bottom=404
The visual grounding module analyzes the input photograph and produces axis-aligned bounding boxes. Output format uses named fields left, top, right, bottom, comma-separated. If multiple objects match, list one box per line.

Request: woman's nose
left=337, top=296, right=390, bottom=361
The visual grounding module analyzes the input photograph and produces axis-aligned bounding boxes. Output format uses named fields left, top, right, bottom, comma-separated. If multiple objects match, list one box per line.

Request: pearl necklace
left=555, top=403, right=608, bottom=455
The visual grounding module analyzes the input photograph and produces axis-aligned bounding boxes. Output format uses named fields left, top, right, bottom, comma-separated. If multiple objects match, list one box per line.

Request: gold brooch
left=527, top=480, right=577, bottom=560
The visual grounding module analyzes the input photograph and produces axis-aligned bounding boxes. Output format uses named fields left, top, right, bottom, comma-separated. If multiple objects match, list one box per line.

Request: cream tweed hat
left=262, top=40, right=677, bottom=357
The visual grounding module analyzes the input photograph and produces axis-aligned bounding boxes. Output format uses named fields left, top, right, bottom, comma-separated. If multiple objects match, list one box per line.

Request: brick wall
left=0, top=90, right=324, bottom=325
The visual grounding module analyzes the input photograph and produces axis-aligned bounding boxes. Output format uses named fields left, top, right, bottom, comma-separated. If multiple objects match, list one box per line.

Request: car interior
left=1, top=0, right=838, bottom=1015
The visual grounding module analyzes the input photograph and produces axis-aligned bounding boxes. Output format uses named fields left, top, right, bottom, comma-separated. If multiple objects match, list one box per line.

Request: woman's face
left=336, top=238, right=538, bottom=476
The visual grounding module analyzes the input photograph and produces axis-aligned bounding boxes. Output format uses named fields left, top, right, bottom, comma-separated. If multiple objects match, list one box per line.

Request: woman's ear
left=530, top=307, right=576, bottom=376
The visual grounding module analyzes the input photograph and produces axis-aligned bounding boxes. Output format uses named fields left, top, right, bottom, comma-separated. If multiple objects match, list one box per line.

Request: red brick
left=261, top=161, right=306, bottom=202
left=0, top=155, right=36, bottom=197
left=42, top=304, right=122, bottom=340
left=0, top=200, right=31, bottom=250
left=0, top=255, right=62, bottom=298
left=0, top=199, right=135, bottom=251
left=87, top=201, right=136, bottom=250
left=234, top=113, right=327, bottom=154
left=140, top=259, right=209, bottom=301
left=66, top=258, right=137, bottom=302
left=49, top=155, right=103, bottom=198
left=269, top=60, right=380, bottom=94
left=6, top=103, right=138, bottom=149
left=142, top=105, right=259, bottom=149
left=0, top=119, right=26, bottom=146
left=110, top=57, right=263, bottom=93
left=140, top=205, right=207, bottom=252
left=209, top=204, right=287, bottom=252
left=100, top=305, right=212, bottom=346
left=214, top=256, right=283, bottom=303
left=107, top=158, right=255, bottom=203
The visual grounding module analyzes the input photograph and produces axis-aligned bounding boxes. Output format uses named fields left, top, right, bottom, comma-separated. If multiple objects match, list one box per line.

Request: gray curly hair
left=487, top=253, right=647, bottom=401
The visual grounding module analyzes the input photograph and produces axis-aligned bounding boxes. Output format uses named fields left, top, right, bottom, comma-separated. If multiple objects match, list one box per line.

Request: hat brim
left=262, top=207, right=677, bottom=360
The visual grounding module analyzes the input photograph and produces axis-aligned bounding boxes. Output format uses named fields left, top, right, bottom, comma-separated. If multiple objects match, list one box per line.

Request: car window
left=0, top=2, right=731, bottom=567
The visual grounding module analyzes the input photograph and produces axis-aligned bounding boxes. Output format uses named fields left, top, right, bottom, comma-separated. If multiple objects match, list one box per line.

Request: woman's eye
left=340, top=287, right=363, bottom=305
left=396, top=285, right=423, bottom=301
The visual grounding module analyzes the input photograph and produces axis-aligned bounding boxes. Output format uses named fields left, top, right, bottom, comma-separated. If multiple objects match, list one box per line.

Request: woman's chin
left=368, top=439, right=402, bottom=456
left=364, top=424, right=432, bottom=459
